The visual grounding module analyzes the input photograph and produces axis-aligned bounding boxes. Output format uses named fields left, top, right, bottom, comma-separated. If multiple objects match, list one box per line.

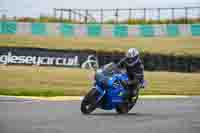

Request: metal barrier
left=53, top=7, right=200, bottom=24
left=0, top=22, right=200, bottom=37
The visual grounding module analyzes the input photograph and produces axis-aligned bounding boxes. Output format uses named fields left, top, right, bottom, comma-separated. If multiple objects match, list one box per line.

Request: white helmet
left=126, top=48, right=139, bottom=58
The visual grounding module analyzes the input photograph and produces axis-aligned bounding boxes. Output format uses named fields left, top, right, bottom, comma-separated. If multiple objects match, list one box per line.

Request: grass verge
left=0, top=65, right=200, bottom=96
left=0, top=35, right=200, bottom=56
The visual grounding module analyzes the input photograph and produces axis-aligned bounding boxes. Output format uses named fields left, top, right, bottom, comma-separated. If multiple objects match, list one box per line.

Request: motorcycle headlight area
left=95, top=73, right=110, bottom=88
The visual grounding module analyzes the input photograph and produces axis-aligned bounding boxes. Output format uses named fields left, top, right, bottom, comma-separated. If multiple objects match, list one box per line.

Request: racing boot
left=127, top=84, right=138, bottom=102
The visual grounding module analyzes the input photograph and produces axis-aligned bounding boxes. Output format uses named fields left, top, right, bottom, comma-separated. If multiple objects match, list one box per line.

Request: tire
left=116, top=88, right=139, bottom=114
left=80, top=88, right=100, bottom=114
left=116, top=103, right=129, bottom=114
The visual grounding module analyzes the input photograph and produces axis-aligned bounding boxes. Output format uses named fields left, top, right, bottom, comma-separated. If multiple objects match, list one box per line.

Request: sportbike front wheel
left=80, top=88, right=100, bottom=114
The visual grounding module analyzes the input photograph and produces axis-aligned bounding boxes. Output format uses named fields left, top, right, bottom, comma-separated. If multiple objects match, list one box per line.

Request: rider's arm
left=116, top=57, right=127, bottom=69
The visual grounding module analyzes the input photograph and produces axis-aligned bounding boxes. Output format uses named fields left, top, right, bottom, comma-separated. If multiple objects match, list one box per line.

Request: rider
left=116, top=48, right=144, bottom=100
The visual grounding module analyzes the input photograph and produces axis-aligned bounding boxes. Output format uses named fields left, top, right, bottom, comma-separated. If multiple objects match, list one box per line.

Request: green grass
left=0, top=35, right=200, bottom=56
left=0, top=35, right=199, bottom=96
left=0, top=65, right=200, bottom=96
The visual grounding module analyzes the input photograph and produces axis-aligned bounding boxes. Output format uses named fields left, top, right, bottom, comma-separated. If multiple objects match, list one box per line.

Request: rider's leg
left=122, top=81, right=137, bottom=103
left=127, top=83, right=138, bottom=97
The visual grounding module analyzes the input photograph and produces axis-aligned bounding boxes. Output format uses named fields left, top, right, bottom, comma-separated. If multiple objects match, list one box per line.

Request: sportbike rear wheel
left=116, top=88, right=139, bottom=114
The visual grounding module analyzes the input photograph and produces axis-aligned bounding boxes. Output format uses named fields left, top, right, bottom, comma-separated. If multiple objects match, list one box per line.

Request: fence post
left=53, top=8, right=57, bottom=18
left=100, top=8, right=104, bottom=24
left=144, top=8, right=147, bottom=22
left=85, top=9, right=88, bottom=24
left=78, top=9, right=82, bottom=23
left=157, top=8, right=161, bottom=22
left=69, top=9, right=72, bottom=22
left=73, top=9, right=76, bottom=22
left=115, top=8, right=119, bottom=24
left=129, top=8, right=132, bottom=20
left=184, top=7, right=188, bottom=24
left=60, top=9, right=63, bottom=21
left=171, top=8, right=175, bottom=23
left=2, top=14, right=6, bottom=21
left=198, top=7, right=200, bottom=19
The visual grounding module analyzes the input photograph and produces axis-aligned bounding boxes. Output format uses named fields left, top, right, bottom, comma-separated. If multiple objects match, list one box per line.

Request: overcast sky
left=0, top=0, right=199, bottom=17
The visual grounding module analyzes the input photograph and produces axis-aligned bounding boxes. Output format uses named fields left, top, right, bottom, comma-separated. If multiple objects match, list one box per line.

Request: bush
left=16, top=16, right=81, bottom=23
left=70, top=49, right=200, bottom=73
left=106, top=18, right=200, bottom=25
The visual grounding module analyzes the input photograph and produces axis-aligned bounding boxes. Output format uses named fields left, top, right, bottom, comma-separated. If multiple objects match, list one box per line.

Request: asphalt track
left=0, top=96, right=200, bottom=133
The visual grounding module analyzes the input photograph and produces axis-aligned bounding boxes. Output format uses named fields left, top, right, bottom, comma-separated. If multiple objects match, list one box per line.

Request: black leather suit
left=116, top=56, right=144, bottom=97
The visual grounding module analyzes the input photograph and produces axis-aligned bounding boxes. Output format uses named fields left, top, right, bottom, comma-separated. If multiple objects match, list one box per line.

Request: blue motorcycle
left=81, top=62, right=146, bottom=114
